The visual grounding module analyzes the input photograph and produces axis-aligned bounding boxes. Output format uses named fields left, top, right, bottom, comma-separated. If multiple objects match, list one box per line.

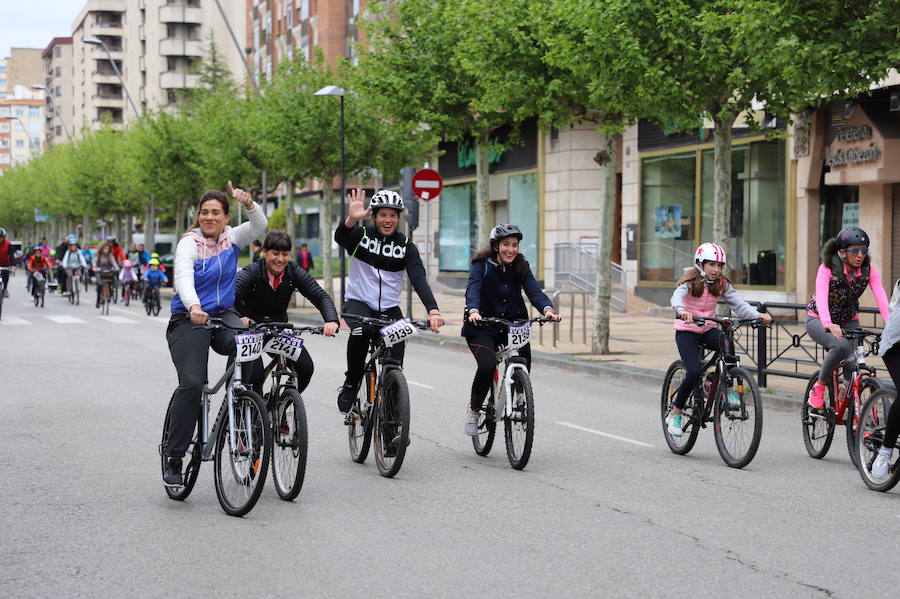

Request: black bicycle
left=661, top=316, right=766, bottom=468
left=31, top=271, right=46, bottom=308
left=254, top=321, right=324, bottom=501
left=0, top=266, right=8, bottom=319
left=343, top=313, right=430, bottom=478
left=855, top=387, right=900, bottom=492
left=144, top=284, right=161, bottom=316
left=159, top=318, right=272, bottom=517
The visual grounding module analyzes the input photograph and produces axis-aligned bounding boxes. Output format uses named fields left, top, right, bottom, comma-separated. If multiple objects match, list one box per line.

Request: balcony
left=92, top=71, right=121, bottom=85
left=160, top=5, right=202, bottom=24
left=93, top=94, right=125, bottom=109
left=159, top=38, right=203, bottom=57
left=160, top=71, right=201, bottom=89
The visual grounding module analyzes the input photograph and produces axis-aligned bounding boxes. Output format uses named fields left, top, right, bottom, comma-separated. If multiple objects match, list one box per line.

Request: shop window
left=439, top=182, right=476, bottom=272
left=509, top=172, right=538, bottom=274
left=639, top=152, right=696, bottom=281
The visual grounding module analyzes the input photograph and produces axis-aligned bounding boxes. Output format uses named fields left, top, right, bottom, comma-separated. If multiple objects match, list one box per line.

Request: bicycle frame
left=197, top=358, right=253, bottom=462
left=489, top=347, right=530, bottom=424
left=690, top=318, right=753, bottom=426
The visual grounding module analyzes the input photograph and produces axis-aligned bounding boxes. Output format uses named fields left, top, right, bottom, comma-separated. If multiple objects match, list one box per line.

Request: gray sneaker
left=464, top=410, right=479, bottom=436
left=872, top=446, right=893, bottom=478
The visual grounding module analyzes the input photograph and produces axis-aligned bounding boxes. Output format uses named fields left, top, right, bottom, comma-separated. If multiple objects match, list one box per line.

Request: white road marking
left=408, top=381, right=436, bottom=389
left=556, top=421, right=654, bottom=447
left=0, top=316, right=30, bottom=325
left=45, top=315, right=87, bottom=324
left=97, top=315, right=139, bottom=324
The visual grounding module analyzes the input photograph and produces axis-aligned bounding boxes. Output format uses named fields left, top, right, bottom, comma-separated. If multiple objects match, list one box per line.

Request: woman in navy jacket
left=462, top=224, right=559, bottom=436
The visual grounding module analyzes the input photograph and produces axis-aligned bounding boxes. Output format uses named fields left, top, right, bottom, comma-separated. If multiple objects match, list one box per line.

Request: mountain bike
left=31, top=271, right=46, bottom=308
left=66, top=267, right=81, bottom=306
left=144, top=284, right=161, bottom=316
left=855, top=387, right=900, bottom=491
left=661, top=316, right=766, bottom=468
left=254, top=321, right=324, bottom=501
left=801, top=329, right=885, bottom=466
left=470, top=316, right=559, bottom=470
left=343, top=313, right=430, bottom=478
left=0, top=266, right=8, bottom=319
left=81, top=267, right=91, bottom=292
left=97, top=269, right=114, bottom=315
left=159, top=317, right=272, bottom=517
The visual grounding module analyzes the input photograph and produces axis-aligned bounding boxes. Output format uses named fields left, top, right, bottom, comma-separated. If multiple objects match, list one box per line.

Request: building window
left=55, top=125, right=61, bottom=136
left=0, top=66, right=6, bottom=73
left=439, top=183, right=476, bottom=272
left=0, top=122, right=8, bottom=131
left=0, top=79, right=6, bottom=86
left=639, top=140, right=786, bottom=286
left=0, top=107, right=9, bottom=117
left=15, top=108, right=23, bottom=116
left=29, top=107, right=40, bottom=119
left=55, top=66, right=61, bottom=77
left=16, top=139, right=24, bottom=148
left=54, top=47, right=61, bottom=57
left=509, top=173, right=539, bottom=273
left=0, top=154, right=10, bottom=164
left=167, top=90, right=178, bottom=104
left=55, top=86, right=62, bottom=97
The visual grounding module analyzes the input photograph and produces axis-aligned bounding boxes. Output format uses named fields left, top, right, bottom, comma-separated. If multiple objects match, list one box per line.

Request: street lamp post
left=31, top=85, right=73, bottom=142
left=6, top=115, right=37, bottom=164
left=315, top=85, right=346, bottom=304
left=84, top=38, right=140, bottom=118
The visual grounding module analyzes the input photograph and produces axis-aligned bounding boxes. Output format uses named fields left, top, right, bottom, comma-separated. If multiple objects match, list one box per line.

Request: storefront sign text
left=835, top=125, right=872, bottom=143
left=825, top=143, right=881, bottom=167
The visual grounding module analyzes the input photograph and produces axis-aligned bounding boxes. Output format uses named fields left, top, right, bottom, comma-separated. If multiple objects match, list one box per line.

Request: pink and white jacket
left=670, top=280, right=762, bottom=334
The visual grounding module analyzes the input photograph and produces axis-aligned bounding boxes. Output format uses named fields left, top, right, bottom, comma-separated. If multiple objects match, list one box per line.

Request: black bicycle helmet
left=0, top=228, right=6, bottom=237
left=836, top=226, right=869, bottom=249
left=490, top=224, right=523, bottom=246
left=368, top=190, right=405, bottom=213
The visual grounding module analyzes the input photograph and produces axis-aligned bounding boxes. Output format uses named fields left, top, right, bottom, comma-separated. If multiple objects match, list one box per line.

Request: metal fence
left=553, top=242, right=626, bottom=312
left=728, top=301, right=885, bottom=387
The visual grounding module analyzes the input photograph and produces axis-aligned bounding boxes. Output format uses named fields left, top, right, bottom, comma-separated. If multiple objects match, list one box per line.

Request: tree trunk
left=474, top=141, right=491, bottom=249
left=176, top=200, right=186, bottom=235
left=285, top=178, right=296, bottom=243
left=713, top=114, right=735, bottom=315
left=82, top=214, right=90, bottom=242
left=320, top=185, right=335, bottom=301
left=145, top=196, right=156, bottom=252
left=591, top=133, right=617, bottom=354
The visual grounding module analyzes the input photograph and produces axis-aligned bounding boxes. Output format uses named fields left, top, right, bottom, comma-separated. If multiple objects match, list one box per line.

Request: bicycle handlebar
left=684, top=315, right=769, bottom=328
left=250, top=320, right=326, bottom=335
left=477, top=315, right=560, bottom=328
left=842, top=328, right=881, bottom=341
left=341, top=312, right=431, bottom=330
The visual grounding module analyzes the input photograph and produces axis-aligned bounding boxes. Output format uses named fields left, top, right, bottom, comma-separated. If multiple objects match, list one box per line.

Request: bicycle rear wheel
left=846, top=377, right=883, bottom=467
left=713, top=366, right=762, bottom=468
left=348, top=373, right=374, bottom=463
left=801, top=373, right=835, bottom=459
left=374, top=368, right=411, bottom=478
left=660, top=360, right=701, bottom=455
left=856, top=389, right=900, bottom=492
left=504, top=369, right=535, bottom=470
left=473, top=385, right=497, bottom=456
left=152, top=292, right=160, bottom=316
left=160, top=400, right=201, bottom=501
left=214, top=390, right=271, bottom=517
left=271, top=388, right=308, bottom=501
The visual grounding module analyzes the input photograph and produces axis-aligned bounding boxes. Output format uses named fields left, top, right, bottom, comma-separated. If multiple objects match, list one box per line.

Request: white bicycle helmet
left=368, top=190, right=405, bottom=213
left=694, top=242, right=726, bottom=273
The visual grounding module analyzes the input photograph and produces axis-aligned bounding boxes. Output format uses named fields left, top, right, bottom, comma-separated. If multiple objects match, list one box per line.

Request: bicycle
left=855, top=387, right=900, bottom=491
left=470, top=316, right=559, bottom=470
left=159, top=317, right=272, bottom=517
left=81, top=267, right=91, bottom=292
left=661, top=316, right=766, bottom=468
left=343, top=313, right=430, bottom=478
left=0, top=266, right=8, bottom=319
left=66, top=267, right=81, bottom=306
left=254, top=321, right=324, bottom=501
left=801, top=329, right=885, bottom=466
left=97, top=269, right=114, bottom=315
left=144, top=284, right=161, bottom=316
left=31, top=271, right=46, bottom=308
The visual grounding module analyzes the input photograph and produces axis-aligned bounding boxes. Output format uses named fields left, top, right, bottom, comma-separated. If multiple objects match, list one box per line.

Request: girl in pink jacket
left=666, top=243, right=772, bottom=437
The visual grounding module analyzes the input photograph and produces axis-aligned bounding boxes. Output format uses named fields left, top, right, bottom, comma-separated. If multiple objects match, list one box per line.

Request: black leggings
left=673, top=329, right=723, bottom=409
left=165, top=310, right=243, bottom=458
left=342, top=299, right=405, bottom=389
left=466, top=334, right=531, bottom=412
left=879, top=345, right=900, bottom=449
left=245, top=346, right=314, bottom=396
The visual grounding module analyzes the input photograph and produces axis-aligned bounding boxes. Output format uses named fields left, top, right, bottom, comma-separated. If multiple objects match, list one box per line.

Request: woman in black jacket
left=462, top=224, right=559, bottom=436
left=234, top=231, right=340, bottom=395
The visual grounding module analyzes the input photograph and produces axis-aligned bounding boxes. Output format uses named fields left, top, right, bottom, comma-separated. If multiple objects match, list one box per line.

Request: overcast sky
left=3, top=1, right=82, bottom=57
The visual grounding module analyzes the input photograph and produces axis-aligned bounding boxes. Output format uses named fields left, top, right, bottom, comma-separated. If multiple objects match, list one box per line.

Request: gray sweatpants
left=805, top=316, right=859, bottom=382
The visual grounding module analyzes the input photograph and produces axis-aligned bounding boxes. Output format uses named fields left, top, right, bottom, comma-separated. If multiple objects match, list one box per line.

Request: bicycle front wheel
left=214, top=390, right=271, bottom=517
left=374, top=368, right=411, bottom=478
left=856, top=389, right=900, bottom=492
left=660, top=360, right=701, bottom=455
left=271, top=388, right=308, bottom=501
left=348, top=373, right=374, bottom=463
left=504, top=369, right=535, bottom=470
left=160, top=401, right=201, bottom=501
left=801, top=373, right=835, bottom=459
left=846, top=377, right=883, bottom=467
left=713, top=366, right=763, bottom=468
left=473, top=385, right=497, bottom=457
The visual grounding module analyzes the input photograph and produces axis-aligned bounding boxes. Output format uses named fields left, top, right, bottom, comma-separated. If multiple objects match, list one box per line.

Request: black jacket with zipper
left=234, top=260, right=338, bottom=324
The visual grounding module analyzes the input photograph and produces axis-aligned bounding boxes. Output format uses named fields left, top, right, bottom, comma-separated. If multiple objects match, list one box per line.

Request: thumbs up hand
left=228, top=181, right=253, bottom=209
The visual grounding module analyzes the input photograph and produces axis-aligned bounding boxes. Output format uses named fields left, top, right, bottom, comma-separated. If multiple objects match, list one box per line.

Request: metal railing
left=553, top=242, right=626, bottom=312
left=727, top=301, right=886, bottom=387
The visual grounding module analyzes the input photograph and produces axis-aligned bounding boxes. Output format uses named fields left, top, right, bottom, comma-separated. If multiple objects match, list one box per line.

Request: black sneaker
left=163, top=458, right=184, bottom=487
left=337, top=384, right=356, bottom=414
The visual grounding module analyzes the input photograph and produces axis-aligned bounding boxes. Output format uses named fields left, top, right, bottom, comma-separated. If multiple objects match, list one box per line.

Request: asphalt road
left=2, top=278, right=899, bottom=598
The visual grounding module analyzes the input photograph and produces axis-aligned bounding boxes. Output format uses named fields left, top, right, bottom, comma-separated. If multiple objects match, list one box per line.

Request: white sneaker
left=872, top=446, right=893, bottom=478
left=665, top=413, right=684, bottom=437
left=464, top=410, right=479, bottom=436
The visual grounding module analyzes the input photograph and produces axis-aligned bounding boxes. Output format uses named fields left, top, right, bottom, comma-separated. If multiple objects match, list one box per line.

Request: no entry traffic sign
left=411, top=168, right=443, bottom=201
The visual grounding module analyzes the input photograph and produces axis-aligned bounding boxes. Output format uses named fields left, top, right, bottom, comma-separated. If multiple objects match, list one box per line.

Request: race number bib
left=263, top=332, right=305, bottom=361
left=508, top=322, right=532, bottom=349
left=380, top=318, right=418, bottom=347
left=234, top=331, right=264, bottom=363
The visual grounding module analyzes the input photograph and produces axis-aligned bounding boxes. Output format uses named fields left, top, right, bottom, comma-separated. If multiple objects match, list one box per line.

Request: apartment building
left=0, top=89, right=45, bottom=173
left=3, top=48, right=44, bottom=94
left=70, top=0, right=246, bottom=136
left=41, top=38, right=75, bottom=147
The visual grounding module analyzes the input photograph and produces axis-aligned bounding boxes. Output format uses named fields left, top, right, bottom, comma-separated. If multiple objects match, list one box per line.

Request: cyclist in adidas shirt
left=334, top=188, right=444, bottom=413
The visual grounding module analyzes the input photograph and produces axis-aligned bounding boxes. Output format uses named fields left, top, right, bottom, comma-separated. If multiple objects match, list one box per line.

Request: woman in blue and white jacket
left=162, top=182, right=267, bottom=488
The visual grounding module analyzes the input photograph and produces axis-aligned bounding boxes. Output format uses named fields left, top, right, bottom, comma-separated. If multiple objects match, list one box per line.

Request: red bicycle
left=801, top=329, right=885, bottom=466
